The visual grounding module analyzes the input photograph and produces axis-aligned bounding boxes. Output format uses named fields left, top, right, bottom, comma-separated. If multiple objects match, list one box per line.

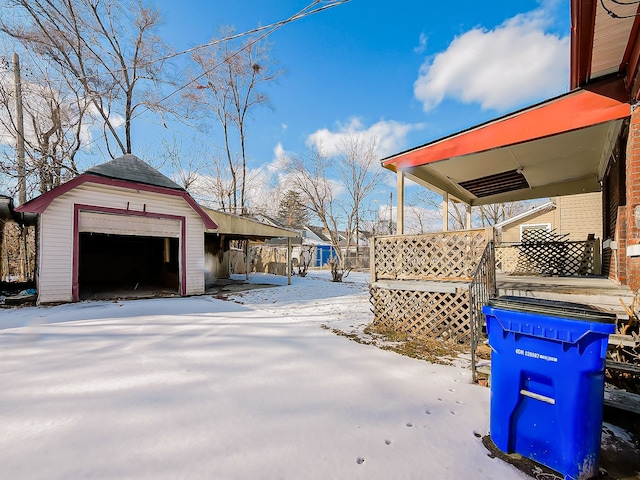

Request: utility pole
left=12, top=52, right=26, bottom=205
left=12, top=52, right=29, bottom=281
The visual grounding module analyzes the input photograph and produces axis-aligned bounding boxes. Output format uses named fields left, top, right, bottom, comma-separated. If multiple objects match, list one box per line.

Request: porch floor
left=497, top=274, right=634, bottom=313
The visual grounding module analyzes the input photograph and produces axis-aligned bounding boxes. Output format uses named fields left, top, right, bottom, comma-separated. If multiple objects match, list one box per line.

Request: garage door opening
left=78, top=232, right=179, bottom=300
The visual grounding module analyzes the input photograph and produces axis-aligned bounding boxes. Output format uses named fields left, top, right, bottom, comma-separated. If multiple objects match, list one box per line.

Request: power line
left=57, top=0, right=350, bottom=83
left=79, top=0, right=350, bottom=153
left=600, top=0, right=640, bottom=19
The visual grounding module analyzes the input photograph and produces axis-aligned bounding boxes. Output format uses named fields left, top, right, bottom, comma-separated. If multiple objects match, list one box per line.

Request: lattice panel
left=496, top=240, right=597, bottom=276
left=369, top=285, right=471, bottom=344
left=374, top=230, right=490, bottom=281
left=495, top=246, right=520, bottom=273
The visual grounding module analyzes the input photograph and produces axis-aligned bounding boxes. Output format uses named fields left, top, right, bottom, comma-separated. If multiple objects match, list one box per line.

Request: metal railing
left=469, top=241, right=497, bottom=382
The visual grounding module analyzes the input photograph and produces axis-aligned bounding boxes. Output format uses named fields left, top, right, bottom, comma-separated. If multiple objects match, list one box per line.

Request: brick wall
left=625, top=108, right=640, bottom=290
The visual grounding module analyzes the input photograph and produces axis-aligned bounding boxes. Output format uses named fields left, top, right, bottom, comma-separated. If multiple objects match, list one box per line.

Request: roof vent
left=459, top=169, right=529, bottom=198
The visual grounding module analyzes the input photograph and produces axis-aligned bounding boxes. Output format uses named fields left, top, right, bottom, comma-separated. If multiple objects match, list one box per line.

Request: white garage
left=16, top=155, right=218, bottom=304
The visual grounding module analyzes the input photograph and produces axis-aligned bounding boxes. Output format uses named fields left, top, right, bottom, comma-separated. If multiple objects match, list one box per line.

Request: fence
left=495, top=239, right=600, bottom=276
left=369, top=229, right=494, bottom=345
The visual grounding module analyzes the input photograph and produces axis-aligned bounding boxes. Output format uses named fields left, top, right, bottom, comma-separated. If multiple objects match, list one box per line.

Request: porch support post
left=442, top=192, right=449, bottom=232
left=396, top=170, right=405, bottom=235
left=287, top=237, right=292, bottom=285
left=245, top=240, right=250, bottom=281
left=466, top=204, right=472, bottom=229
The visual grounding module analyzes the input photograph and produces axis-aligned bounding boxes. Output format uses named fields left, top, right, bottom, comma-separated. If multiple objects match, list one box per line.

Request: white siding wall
left=38, top=182, right=205, bottom=303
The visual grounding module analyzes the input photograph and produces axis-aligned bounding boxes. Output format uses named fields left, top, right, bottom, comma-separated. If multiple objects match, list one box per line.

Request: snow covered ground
left=0, top=271, right=533, bottom=479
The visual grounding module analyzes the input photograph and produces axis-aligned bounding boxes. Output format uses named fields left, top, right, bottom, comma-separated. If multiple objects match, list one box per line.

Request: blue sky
left=133, top=0, right=570, bottom=221
left=1, top=0, right=571, bottom=224
left=147, top=0, right=569, bottom=157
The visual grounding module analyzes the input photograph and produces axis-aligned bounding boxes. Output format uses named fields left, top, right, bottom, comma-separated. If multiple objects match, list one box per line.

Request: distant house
left=302, top=226, right=338, bottom=266
left=495, top=192, right=602, bottom=244
left=15, top=154, right=298, bottom=304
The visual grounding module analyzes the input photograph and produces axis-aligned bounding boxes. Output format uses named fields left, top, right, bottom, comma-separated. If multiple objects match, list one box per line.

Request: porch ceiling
left=382, top=76, right=630, bottom=206
left=571, top=0, right=640, bottom=95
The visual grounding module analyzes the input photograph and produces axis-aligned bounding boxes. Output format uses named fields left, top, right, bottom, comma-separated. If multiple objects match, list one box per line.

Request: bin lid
left=487, top=296, right=617, bottom=324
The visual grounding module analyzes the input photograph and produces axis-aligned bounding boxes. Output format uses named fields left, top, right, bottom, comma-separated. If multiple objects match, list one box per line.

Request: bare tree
left=285, top=137, right=384, bottom=280
left=1, top=0, right=174, bottom=158
left=189, top=28, right=281, bottom=213
left=337, top=134, right=384, bottom=266
left=285, top=146, right=344, bottom=264
left=158, top=137, right=209, bottom=194
left=478, top=202, right=531, bottom=227
left=0, top=57, right=89, bottom=198
left=406, top=188, right=536, bottom=231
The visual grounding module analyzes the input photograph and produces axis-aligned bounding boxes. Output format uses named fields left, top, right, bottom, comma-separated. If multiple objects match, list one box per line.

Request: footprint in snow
left=406, top=422, right=413, bottom=427
left=356, top=457, right=365, bottom=464
left=385, top=439, right=392, bottom=445
left=450, top=410, right=456, bottom=415
left=425, top=409, right=432, bottom=415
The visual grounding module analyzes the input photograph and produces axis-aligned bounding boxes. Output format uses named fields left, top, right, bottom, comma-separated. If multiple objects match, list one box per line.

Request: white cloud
left=87, top=103, right=125, bottom=131
left=414, top=6, right=569, bottom=112
left=306, top=118, right=423, bottom=159
left=0, top=71, right=96, bottom=148
left=414, top=33, right=428, bottom=54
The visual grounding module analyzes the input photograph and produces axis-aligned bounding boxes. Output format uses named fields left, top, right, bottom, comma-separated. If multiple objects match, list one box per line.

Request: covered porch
left=373, top=74, right=631, bottom=380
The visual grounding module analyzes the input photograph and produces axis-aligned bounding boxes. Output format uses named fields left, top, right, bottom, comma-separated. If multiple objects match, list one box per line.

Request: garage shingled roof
left=86, top=154, right=183, bottom=191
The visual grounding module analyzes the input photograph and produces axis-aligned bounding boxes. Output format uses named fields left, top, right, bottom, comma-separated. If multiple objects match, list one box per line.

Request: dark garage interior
left=78, top=232, right=179, bottom=300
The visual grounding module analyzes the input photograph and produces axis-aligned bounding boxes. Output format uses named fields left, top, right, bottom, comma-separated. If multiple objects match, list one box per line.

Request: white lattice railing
left=372, top=229, right=493, bottom=282
left=369, top=229, right=494, bottom=345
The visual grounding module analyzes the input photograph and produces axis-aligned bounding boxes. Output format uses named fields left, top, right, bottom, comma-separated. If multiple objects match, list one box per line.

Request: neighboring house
left=303, top=226, right=369, bottom=267
left=15, top=155, right=298, bottom=304
left=496, top=192, right=603, bottom=244
left=257, top=222, right=370, bottom=269
left=303, top=226, right=338, bottom=266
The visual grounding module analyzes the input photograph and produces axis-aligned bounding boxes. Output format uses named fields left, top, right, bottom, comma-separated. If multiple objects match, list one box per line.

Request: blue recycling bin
left=482, top=296, right=616, bottom=480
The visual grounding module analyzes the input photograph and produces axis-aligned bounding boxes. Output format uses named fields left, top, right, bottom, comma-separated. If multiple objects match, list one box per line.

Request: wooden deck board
left=604, top=386, right=640, bottom=415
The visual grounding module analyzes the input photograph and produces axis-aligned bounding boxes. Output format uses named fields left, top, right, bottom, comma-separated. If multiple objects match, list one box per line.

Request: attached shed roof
left=203, top=208, right=299, bottom=240
left=86, top=154, right=184, bottom=191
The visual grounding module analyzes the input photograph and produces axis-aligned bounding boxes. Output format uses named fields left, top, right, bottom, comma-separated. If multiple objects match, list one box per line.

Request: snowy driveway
left=0, top=273, right=526, bottom=479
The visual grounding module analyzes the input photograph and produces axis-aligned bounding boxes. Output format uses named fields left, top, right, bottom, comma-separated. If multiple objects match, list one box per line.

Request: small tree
left=284, top=146, right=344, bottom=265
left=337, top=134, right=383, bottom=267
left=295, top=245, right=314, bottom=277
left=277, top=189, right=308, bottom=228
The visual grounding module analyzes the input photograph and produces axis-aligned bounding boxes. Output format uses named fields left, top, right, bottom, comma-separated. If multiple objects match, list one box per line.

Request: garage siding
left=37, top=182, right=205, bottom=303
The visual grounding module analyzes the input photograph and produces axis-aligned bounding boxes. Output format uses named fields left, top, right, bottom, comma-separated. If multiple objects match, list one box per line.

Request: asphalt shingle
left=86, top=154, right=184, bottom=191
